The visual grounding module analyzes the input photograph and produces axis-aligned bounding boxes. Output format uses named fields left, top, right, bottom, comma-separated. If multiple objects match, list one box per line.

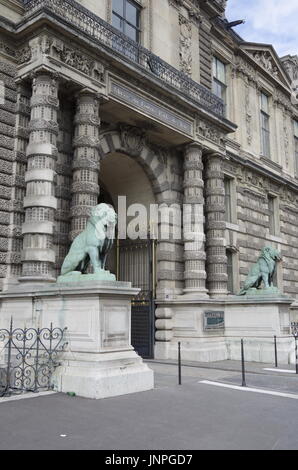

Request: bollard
left=291, top=323, right=298, bottom=375
left=178, top=341, right=182, bottom=385
left=274, top=335, right=278, bottom=368
left=295, top=337, right=298, bottom=375
left=241, top=339, right=246, bottom=387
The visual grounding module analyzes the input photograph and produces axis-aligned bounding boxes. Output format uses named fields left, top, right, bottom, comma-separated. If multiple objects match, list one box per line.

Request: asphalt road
left=1, top=362, right=298, bottom=450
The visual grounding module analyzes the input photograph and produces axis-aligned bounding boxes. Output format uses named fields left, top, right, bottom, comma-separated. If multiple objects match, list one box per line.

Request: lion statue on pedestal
left=61, top=203, right=117, bottom=277
left=238, top=246, right=282, bottom=295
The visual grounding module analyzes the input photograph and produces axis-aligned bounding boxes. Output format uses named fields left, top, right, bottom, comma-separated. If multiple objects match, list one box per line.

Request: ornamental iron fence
left=23, top=0, right=224, bottom=116
left=0, top=318, right=67, bottom=397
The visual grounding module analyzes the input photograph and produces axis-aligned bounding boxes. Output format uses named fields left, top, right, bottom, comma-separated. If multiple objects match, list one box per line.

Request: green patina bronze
left=238, top=246, right=282, bottom=296
left=57, top=203, right=117, bottom=283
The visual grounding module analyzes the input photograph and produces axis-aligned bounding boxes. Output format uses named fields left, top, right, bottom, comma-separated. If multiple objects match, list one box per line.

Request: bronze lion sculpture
left=238, top=246, right=281, bottom=295
left=61, top=203, right=117, bottom=276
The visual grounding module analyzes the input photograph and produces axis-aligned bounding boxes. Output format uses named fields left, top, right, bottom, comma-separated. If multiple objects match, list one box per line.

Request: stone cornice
left=0, top=0, right=24, bottom=16
left=168, top=0, right=202, bottom=26
left=227, top=151, right=298, bottom=195
left=168, top=0, right=226, bottom=22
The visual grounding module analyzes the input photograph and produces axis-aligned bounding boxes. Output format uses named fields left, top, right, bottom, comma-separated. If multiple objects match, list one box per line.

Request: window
left=260, top=92, right=270, bottom=158
left=224, top=177, right=232, bottom=223
left=268, top=195, right=278, bottom=236
left=212, top=57, right=227, bottom=105
left=226, top=249, right=234, bottom=294
left=112, top=0, right=141, bottom=43
left=294, top=120, right=298, bottom=175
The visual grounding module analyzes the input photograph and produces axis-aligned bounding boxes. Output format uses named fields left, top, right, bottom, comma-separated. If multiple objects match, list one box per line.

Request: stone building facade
left=0, top=0, right=297, bottom=362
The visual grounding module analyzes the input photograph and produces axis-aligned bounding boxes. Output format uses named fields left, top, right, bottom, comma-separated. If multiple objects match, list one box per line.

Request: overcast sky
left=225, top=0, right=298, bottom=57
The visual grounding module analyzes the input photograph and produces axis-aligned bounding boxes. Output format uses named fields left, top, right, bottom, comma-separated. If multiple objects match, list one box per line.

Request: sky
left=225, top=0, right=298, bottom=57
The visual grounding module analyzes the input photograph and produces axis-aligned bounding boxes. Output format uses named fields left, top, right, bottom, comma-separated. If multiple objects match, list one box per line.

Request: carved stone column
left=70, top=90, right=100, bottom=240
left=205, top=153, right=228, bottom=297
left=183, top=143, right=208, bottom=296
left=21, top=72, right=59, bottom=282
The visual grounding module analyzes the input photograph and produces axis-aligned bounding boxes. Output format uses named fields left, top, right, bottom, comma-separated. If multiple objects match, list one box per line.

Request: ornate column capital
left=184, top=142, right=204, bottom=153
left=206, top=150, right=226, bottom=159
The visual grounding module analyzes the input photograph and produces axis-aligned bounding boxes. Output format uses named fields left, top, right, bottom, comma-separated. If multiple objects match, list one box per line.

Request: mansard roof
left=239, top=42, right=292, bottom=89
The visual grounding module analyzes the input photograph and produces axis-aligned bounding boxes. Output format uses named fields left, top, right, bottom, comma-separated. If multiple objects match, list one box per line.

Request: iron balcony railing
left=23, top=0, right=224, bottom=116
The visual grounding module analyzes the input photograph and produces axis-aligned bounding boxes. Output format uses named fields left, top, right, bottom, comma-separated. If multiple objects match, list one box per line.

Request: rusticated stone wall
left=223, top=157, right=298, bottom=299
left=9, top=83, right=30, bottom=279
left=279, top=205, right=298, bottom=296
left=0, top=60, right=18, bottom=285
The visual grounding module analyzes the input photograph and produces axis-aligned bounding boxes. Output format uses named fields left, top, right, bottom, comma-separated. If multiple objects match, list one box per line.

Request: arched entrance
left=99, top=151, right=157, bottom=358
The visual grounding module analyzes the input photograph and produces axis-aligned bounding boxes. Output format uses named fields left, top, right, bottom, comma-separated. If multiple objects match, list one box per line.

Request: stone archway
left=98, top=151, right=156, bottom=279
left=98, top=126, right=169, bottom=198
left=98, top=126, right=184, bottom=299
left=99, top=127, right=174, bottom=358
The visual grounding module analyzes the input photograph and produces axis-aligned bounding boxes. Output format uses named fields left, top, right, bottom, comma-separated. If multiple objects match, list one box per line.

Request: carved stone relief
left=281, top=56, right=298, bottom=82
left=232, top=56, right=257, bottom=84
left=244, top=77, right=252, bottom=146
left=251, top=51, right=279, bottom=78
left=179, top=15, right=192, bottom=76
left=0, top=41, right=17, bottom=59
left=273, top=90, right=292, bottom=113
left=51, top=39, right=105, bottom=81
left=17, top=34, right=105, bottom=82
left=196, top=117, right=226, bottom=147
left=29, top=35, right=52, bottom=61
left=283, top=112, right=289, bottom=167
left=120, top=125, right=146, bottom=155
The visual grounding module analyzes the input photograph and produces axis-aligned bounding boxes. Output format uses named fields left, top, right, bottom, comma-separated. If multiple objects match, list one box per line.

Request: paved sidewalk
left=0, top=360, right=298, bottom=450
left=146, top=358, right=296, bottom=376
left=148, top=360, right=298, bottom=395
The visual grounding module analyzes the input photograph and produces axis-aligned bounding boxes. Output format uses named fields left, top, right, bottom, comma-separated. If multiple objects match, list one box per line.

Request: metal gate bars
left=0, top=318, right=67, bottom=397
left=117, top=238, right=156, bottom=359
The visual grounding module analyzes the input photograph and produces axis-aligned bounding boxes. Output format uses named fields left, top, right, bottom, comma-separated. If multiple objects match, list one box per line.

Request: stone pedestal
left=289, top=300, right=298, bottom=323
left=0, top=280, right=154, bottom=399
left=225, top=295, right=294, bottom=364
left=155, top=294, right=295, bottom=364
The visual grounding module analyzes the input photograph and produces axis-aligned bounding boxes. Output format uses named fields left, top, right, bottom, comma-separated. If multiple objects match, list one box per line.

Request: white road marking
left=0, top=391, right=57, bottom=404
left=199, top=380, right=298, bottom=400
left=263, top=368, right=296, bottom=374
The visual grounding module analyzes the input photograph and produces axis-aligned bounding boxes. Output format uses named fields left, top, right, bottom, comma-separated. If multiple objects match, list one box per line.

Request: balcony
left=22, top=0, right=224, bottom=117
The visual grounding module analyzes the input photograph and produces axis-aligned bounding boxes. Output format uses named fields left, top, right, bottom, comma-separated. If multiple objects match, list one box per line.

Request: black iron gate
left=118, top=238, right=156, bottom=359
left=0, top=319, right=67, bottom=397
